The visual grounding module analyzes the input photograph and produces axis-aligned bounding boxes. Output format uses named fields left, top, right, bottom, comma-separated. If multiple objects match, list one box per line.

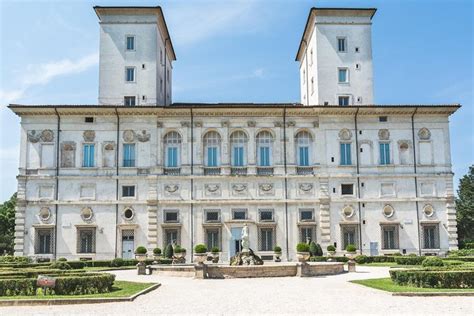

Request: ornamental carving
left=156, top=122, right=163, bottom=128
left=181, top=121, right=190, bottom=127
left=40, top=129, right=54, bottom=142
left=274, top=122, right=283, bottom=127
left=259, top=183, right=273, bottom=192
left=80, top=207, right=94, bottom=222
left=123, top=130, right=135, bottom=142
left=136, top=130, right=150, bottom=142
left=205, top=184, right=220, bottom=193
left=299, top=183, right=313, bottom=192
left=313, top=120, right=319, bottom=128
left=83, top=130, right=95, bottom=142
left=104, top=143, right=115, bottom=151
left=194, top=121, right=203, bottom=128
left=397, top=140, right=411, bottom=150
left=418, top=128, right=431, bottom=140
left=164, top=184, right=179, bottom=193
left=221, top=120, right=230, bottom=127
left=338, top=129, right=352, bottom=140
left=27, top=130, right=40, bottom=143
left=378, top=129, right=390, bottom=140
left=287, top=121, right=296, bottom=127
left=247, top=121, right=256, bottom=127
left=232, top=183, right=247, bottom=192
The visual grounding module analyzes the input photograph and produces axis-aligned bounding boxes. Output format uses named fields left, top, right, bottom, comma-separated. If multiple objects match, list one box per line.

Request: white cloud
left=0, top=89, right=25, bottom=104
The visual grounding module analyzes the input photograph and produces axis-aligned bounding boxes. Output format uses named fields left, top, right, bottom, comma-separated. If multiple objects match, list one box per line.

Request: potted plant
left=174, top=245, right=186, bottom=259
left=273, top=246, right=282, bottom=262
left=153, top=247, right=162, bottom=260
left=194, top=244, right=208, bottom=264
left=327, top=245, right=336, bottom=256
left=296, top=243, right=310, bottom=262
left=135, top=246, right=147, bottom=262
left=345, top=244, right=357, bottom=257
left=211, top=247, right=220, bottom=263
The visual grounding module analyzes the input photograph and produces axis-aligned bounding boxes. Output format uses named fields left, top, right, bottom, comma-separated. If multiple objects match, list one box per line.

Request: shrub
left=395, top=256, right=426, bottom=265
left=50, top=261, right=71, bottom=270
left=422, top=256, right=444, bottom=267
left=345, top=244, right=357, bottom=252
left=194, top=244, right=207, bottom=254
left=164, top=244, right=174, bottom=258
left=58, top=257, right=67, bottom=262
left=135, top=246, right=147, bottom=255
left=110, top=258, right=124, bottom=267
left=67, top=261, right=86, bottom=269
left=53, top=273, right=116, bottom=295
left=390, top=269, right=474, bottom=288
left=355, top=255, right=368, bottom=264
left=309, top=256, right=326, bottom=262
left=174, top=245, right=185, bottom=253
left=0, top=256, right=30, bottom=264
left=309, top=256, right=349, bottom=263
left=449, top=249, right=474, bottom=257
left=309, top=242, right=323, bottom=256
left=0, top=278, right=37, bottom=296
left=211, top=247, right=220, bottom=254
left=327, top=245, right=336, bottom=252
left=273, top=246, right=282, bottom=253
left=296, top=243, right=310, bottom=252
left=153, top=248, right=162, bottom=255
left=464, top=242, right=474, bottom=249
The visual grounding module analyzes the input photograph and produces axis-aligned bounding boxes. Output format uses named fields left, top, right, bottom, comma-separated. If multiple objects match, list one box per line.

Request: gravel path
left=1, top=266, right=472, bottom=315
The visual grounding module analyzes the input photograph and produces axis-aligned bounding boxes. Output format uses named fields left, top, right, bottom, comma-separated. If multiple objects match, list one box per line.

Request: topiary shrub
left=57, top=257, right=67, bottom=262
left=309, top=242, right=317, bottom=256
left=153, top=248, right=162, bottom=256
left=327, top=245, right=336, bottom=252
left=345, top=244, right=357, bottom=252
left=422, top=256, right=444, bottom=267
left=297, top=243, right=310, bottom=252
left=194, top=244, right=207, bottom=254
left=355, top=255, right=368, bottom=264
left=50, top=261, right=71, bottom=270
left=395, top=256, right=426, bottom=265
left=110, top=258, right=124, bottom=267
left=135, top=246, right=147, bottom=255
left=273, top=246, right=282, bottom=253
left=316, top=243, right=323, bottom=256
left=164, top=244, right=174, bottom=258
left=211, top=247, right=220, bottom=254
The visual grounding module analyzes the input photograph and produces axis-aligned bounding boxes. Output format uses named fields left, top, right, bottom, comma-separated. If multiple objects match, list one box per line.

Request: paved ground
left=1, top=266, right=473, bottom=315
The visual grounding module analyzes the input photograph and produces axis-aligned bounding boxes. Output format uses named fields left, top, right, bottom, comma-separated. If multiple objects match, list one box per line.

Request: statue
left=241, top=224, right=250, bottom=253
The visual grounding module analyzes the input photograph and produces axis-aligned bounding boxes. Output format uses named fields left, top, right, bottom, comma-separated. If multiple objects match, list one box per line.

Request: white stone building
left=9, top=6, right=459, bottom=262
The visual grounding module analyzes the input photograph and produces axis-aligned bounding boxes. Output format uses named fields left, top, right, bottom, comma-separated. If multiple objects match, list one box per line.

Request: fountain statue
left=241, top=223, right=250, bottom=253
left=230, top=224, right=263, bottom=266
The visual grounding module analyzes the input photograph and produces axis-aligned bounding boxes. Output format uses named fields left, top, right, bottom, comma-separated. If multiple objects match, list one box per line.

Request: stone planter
left=296, top=252, right=310, bottom=262
left=211, top=252, right=220, bottom=263
left=274, top=252, right=282, bottom=262
left=135, top=253, right=147, bottom=262
left=346, top=251, right=357, bottom=260
left=328, top=251, right=336, bottom=256
left=194, top=253, right=207, bottom=264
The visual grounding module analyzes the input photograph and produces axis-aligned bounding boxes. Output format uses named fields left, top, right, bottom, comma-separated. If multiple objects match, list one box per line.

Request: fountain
left=229, top=224, right=263, bottom=265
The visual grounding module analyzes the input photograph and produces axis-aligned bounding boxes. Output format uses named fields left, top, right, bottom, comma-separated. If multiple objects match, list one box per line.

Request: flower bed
left=389, top=269, right=474, bottom=289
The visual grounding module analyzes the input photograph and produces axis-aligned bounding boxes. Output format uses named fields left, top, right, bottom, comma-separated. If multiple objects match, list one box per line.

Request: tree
left=0, top=193, right=16, bottom=255
left=456, top=166, right=474, bottom=248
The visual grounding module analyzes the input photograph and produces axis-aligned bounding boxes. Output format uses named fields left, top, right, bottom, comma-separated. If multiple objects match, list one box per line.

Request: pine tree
left=0, top=193, right=16, bottom=255
left=456, top=165, right=474, bottom=247
left=164, top=244, right=174, bottom=258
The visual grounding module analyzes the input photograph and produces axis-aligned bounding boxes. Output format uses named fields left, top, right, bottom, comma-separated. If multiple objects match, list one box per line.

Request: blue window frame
left=123, top=144, right=135, bottom=167
left=380, top=143, right=390, bottom=165
left=126, top=36, right=135, bottom=50
left=83, top=144, right=95, bottom=167
left=233, top=146, right=244, bottom=167
left=340, top=143, right=351, bottom=165
left=207, top=147, right=218, bottom=167
left=338, top=68, right=348, bottom=83
left=126, top=67, right=135, bottom=82
left=167, top=147, right=178, bottom=167
left=259, top=146, right=270, bottom=166
left=299, top=146, right=309, bottom=166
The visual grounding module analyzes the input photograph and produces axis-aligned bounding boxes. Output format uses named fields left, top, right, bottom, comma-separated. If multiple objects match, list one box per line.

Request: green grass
left=350, top=278, right=474, bottom=293
left=83, top=266, right=136, bottom=272
left=0, top=281, right=157, bottom=300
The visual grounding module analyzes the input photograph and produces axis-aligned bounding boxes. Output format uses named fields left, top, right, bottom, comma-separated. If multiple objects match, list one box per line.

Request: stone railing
left=231, top=167, right=248, bottom=176
left=163, top=167, right=181, bottom=176
left=256, top=167, right=274, bottom=176
left=203, top=167, right=221, bottom=176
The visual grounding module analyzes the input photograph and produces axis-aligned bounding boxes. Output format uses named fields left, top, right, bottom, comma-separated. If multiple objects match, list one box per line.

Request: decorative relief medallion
left=418, top=128, right=431, bottom=140
left=136, top=130, right=150, bottom=142
left=40, top=129, right=54, bottom=142
left=164, top=184, right=179, bottom=193
left=83, top=130, right=96, bottom=142
left=205, top=183, right=221, bottom=197
left=258, top=183, right=274, bottom=196
left=27, top=130, right=40, bottom=143
left=398, top=140, right=410, bottom=150
left=342, top=205, right=355, bottom=219
left=181, top=121, right=190, bottom=127
left=80, top=207, right=94, bottom=222
left=313, top=120, right=319, bottom=128
left=299, top=183, right=313, bottom=192
left=123, top=130, right=135, bottom=142
left=156, top=121, right=163, bottom=128
left=194, top=121, right=203, bottom=128
left=274, top=121, right=283, bottom=127
left=232, top=183, right=247, bottom=195
left=338, top=129, right=352, bottom=140
left=287, top=121, right=296, bottom=127
left=104, top=142, right=115, bottom=151
left=378, top=129, right=390, bottom=140
left=247, top=120, right=256, bottom=127
left=221, top=120, right=230, bottom=127
left=39, top=207, right=51, bottom=222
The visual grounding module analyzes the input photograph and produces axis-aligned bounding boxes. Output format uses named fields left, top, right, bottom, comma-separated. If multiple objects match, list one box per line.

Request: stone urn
left=135, top=253, right=147, bottom=262
left=194, top=253, right=207, bottom=264
left=328, top=250, right=336, bottom=257
left=211, top=252, right=220, bottom=263
left=296, top=252, right=310, bottom=262
left=274, top=251, right=282, bottom=262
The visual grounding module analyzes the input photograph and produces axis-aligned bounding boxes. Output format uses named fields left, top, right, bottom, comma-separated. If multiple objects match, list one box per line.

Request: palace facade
left=9, top=6, right=459, bottom=262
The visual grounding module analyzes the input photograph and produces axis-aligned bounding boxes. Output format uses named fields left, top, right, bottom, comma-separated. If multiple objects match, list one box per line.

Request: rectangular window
left=259, top=228, right=274, bottom=251
left=233, top=146, right=244, bottom=166
left=166, top=147, right=178, bottom=167
left=300, top=226, right=316, bottom=243
left=259, top=146, right=270, bottom=166
left=381, top=225, right=399, bottom=250
left=82, top=144, right=95, bottom=167
left=122, top=185, right=135, bottom=197
left=207, top=147, right=218, bottom=167
left=123, top=144, right=136, bottom=167
left=299, top=209, right=314, bottom=221
left=85, top=117, right=94, bottom=123
left=205, top=210, right=220, bottom=222
left=164, top=229, right=179, bottom=248
left=232, top=209, right=247, bottom=220
left=299, top=146, right=309, bottom=166
left=379, top=143, right=390, bottom=165
left=164, top=210, right=179, bottom=223
left=379, top=116, right=388, bottom=122
left=422, top=224, right=439, bottom=249
left=259, top=209, right=274, bottom=222
left=340, top=143, right=352, bottom=165
left=341, top=225, right=358, bottom=250
left=338, top=96, right=350, bottom=106
left=124, top=96, right=136, bottom=106
left=338, top=37, right=346, bottom=52
left=206, top=229, right=220, bottom=250
left=126, top=67, right=135, bottom=82
left=126, top=36, right=135, bottom=50
left=341, top=184, right=354, bottom=195
left=77, top=228, right=95, bottom=253
left=35, top=228, right=54, bottom=254
left=338, top=68, right=348, bottom=83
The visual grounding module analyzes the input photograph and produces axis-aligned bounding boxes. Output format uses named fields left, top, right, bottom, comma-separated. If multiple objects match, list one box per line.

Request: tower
left=94, top=6, right=176, bottom=106
left=296, top=8, right=376, bottom=106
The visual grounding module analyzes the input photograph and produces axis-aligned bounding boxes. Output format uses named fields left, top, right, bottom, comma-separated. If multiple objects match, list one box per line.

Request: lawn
left=0, top=281, right=157, bottom=300
left=350, top=278, right=474, bottom=293
left=84, top=266, right=137, bottom=272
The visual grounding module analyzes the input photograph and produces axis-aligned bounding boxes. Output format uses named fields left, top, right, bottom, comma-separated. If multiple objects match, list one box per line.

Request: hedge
left=0, top=256, right=30, bottom=264
left=390, top=269, right=474, bottom=288
left=394, top=256, right=426, bottom=265
left=0, top=278, right=37, bottom=296
left=0, top=269, right=86, bottom=279
left=354, top=255, right=397, bottom=264
left=309, top=256, right=350, bottom=263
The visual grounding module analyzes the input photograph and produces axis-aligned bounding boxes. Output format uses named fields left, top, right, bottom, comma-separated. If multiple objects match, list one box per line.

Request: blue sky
left=0, top=0, right=472, bottom=201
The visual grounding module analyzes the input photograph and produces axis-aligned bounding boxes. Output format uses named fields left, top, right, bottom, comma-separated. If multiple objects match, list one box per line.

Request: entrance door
left=229, top=227, right=242, bottom=259
left=121, top=230, right=134, bottom=259
left=370, top=242, right=378, bottom=256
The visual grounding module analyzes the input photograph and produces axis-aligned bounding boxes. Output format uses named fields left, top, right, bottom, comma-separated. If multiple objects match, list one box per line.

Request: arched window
left=164, top=131, right=181, bottom=168
left=295, top=131, right=312, bottom=166
left=203, top=131, right=221, bottom=167
left=256, top=131, right=273, bottom=167
left=230, top=131, right=247, bottom=166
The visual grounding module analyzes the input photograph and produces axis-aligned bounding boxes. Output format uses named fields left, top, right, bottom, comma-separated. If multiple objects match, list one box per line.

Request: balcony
left=231, top=167, right=247, bottom=176
left=163, top=167, right=181, bottom=176
left=203, top=167, right=221, bottom=175
left=257, top=167, right=274, bottom=176
left=296, top=166, right=314, bottom=175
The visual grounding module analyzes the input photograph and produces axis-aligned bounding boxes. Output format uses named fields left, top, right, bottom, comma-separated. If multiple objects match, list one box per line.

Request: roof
left=295, top=7, right=377, bottom=61
left=93, top=6, right=176, bottom=61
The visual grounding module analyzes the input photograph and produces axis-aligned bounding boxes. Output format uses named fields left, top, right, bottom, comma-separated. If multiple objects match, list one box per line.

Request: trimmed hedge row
left=390, top=269, right=474, bottom=288
left=0, top=269, right=86, bottom=279
left=394, top=256, right=426, bottom=265
left=354, top=255, right=397, bottom=264
left=309, top=256, right=350, bottom=263
left=0, top=256, right=30, bottom=264
left=0, top=278, right=37, bottom=296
